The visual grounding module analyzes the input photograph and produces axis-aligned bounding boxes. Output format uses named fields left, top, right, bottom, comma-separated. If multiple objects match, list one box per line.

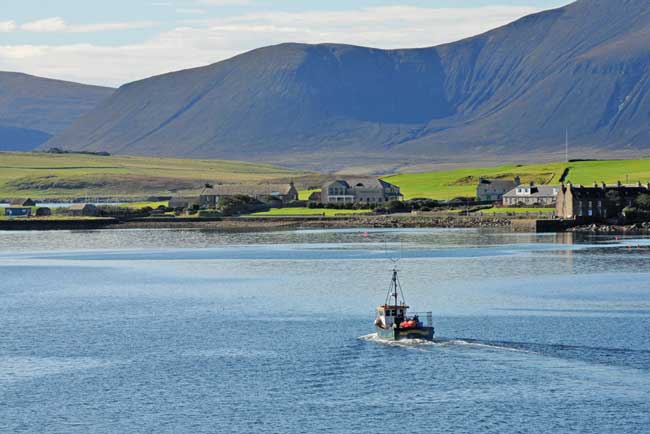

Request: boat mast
left=393, top=268, right=398, bottom=308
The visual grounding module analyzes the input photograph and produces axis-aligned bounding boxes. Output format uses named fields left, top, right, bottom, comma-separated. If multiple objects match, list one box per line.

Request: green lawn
left=563, top=159, right=650, bottom=186
left=251, top=207, right=372, bottom=216
left=119, top=201, right=169, bottom=209
left=298, top=188, right=320, bottom=200
left=384, top=162, right=567, bottom=200
left=0, top=152, right=312, bottom=199
left=384, top=159, right=650, bottom=200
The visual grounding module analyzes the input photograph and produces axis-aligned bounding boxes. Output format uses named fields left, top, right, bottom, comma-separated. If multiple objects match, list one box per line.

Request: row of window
left=383, top=310, right=403, bottom=316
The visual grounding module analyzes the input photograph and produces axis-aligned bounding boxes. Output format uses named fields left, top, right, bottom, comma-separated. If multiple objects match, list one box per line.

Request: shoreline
left=0, top=215, right=512, bottom=232
left=2, top=215, right=650, bottom=234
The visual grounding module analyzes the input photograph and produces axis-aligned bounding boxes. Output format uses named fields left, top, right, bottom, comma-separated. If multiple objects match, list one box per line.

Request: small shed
left=69, top=203, right=99, bottom=216
left=169, top=197, right=199, bottom=210
left=35, top=207, right=52, bottom=217
left=10, top=198, right=36, bottom=207
left=4, top=207, right=32, bottom=218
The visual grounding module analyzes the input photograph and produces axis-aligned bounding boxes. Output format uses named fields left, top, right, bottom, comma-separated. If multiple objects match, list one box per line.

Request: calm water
left=1, top=228, right=649, bottom=433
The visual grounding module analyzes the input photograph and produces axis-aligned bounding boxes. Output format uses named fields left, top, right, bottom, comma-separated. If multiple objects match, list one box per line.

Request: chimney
left=638, top=181, right=643, bottom=188
left=593, top=182, right=598, bottom=188
left=514, top=176, right=521, bottom=186
left=529, top=181, right=535, bottom=187
left=617, top=181, right=622, bottom=188
left=601, top=182, right=606, bottom=189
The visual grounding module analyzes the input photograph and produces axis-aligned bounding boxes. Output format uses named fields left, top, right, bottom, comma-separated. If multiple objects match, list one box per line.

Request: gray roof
left=323, top=178, right=398, bottom=190
left=503, top=185, right=559, bottom=198
left=479, top=179, right=516, bottom=188
left=207, top=184, right=294, bottom=196
left=69, top=203, right=97, bottom=210
left=10, top=198, right=35, bottom=206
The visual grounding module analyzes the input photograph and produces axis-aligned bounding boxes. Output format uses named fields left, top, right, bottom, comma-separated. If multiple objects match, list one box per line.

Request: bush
left=623, top=206, right=650, bottom=222
left=635, top=194, right=650, bottom=211
left=386, top=200, right=410, bottom=213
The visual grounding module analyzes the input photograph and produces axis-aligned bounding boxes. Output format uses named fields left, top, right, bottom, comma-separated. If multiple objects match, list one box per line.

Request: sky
left=1, top=0, right=571, bottom=87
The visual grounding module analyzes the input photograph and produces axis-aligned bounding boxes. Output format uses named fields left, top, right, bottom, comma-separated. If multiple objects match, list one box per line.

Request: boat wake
left=358, top=334, right=528, bottom=352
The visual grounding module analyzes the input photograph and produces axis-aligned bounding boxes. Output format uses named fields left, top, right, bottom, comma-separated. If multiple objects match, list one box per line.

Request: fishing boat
left=374, top=268, right=434, bottom=341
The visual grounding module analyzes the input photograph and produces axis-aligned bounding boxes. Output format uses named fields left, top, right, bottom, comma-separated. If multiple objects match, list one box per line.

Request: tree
left=386, top=200, right=409, bottom=213
left=634, top=193, right=650, bottom=211
left=606, top=190, right=621, bottom=206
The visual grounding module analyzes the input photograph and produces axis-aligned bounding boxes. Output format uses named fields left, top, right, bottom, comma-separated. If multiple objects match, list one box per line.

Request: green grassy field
left=118, top=201, right=169, bottom=209
left=384, top=162, right=567, bottom=200
left=251, top=207, right=372, bottom=216
left=562, top=159, right=650, bottom=186
left=0, top=152, right=312, bottom=199
left=384, top=159, right=650, bottom=200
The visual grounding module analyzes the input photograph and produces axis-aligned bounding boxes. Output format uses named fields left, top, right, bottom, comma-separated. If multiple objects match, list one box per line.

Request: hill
left=0, top=72, right=113, bottom=151
left=0, top=152, right=313, bottom=199
left=385, top=159, right=650, bottom=200
left=44, top=0, right=650, bottom=170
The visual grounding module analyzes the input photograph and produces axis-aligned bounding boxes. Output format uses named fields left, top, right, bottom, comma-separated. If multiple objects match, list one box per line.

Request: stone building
left=477, top=177, right=520, bottom=201
left=556, top=182, right=650, bottom=220
left=320, top=179, right=402, bottom=204
left=502, top=183, right=559, bottom=206
left=171, top=182, right=299, bottom=210
left=69, top=203, right=99, bottom=216
left=200, top=182, right=298, bottom=207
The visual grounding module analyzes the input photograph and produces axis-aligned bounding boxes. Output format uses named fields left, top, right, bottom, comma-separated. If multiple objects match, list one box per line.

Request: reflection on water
left=1, top=228, right=649, bottom=433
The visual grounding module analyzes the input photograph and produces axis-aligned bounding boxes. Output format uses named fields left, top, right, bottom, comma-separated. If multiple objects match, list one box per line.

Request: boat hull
left=375, top=326, right=434, bottom=341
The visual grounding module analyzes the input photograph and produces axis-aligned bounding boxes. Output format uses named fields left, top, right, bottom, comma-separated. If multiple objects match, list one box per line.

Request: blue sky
left=1, top=0, right=570, bottom=86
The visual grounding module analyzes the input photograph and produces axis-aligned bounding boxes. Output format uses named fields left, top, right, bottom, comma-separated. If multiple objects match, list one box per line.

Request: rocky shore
left=107, top=215, right=513, bottom=231
left=0, top=215, right=514, bottom=231
left=569, top=222, right=650, bottom=234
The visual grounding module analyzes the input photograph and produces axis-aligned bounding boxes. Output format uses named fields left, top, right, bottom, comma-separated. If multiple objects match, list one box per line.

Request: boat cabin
left=376, top=304, right=409, bottom=328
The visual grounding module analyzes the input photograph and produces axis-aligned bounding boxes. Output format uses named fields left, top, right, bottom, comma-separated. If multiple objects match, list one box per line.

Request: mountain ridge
left=44, top=0, right=650, bottom=170
left=0, top=71, right=114, bottom=151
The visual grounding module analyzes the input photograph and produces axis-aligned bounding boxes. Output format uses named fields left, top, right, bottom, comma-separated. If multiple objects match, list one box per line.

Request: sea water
left=0, top=229, right=649, bottom=433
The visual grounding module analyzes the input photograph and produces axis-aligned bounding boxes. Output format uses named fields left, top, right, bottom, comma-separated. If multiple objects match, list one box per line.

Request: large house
left=556, top=182, right=650, bottom=220
left=171, top=182, right=298, bottom=209
left=502, top=183, right=559, bottom=206
left=477, top=177, right=520, bottom=201
left=321, top=179, right=402, bottom=204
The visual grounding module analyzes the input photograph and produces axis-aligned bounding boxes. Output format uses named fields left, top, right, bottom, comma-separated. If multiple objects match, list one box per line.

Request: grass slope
left=385, top=162, right=567, bottom=200
left=385, top=159, right=650, bottom=200
left=563, top=160, right=650, bottom=186
left=0, top=152, right=311, bottom=199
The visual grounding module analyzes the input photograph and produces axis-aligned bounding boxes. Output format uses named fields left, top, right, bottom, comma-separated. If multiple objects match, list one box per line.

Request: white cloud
left=20, top=17, right=158, bottom=33
left=21, top=17, right=67, bottom=32
left=177, top=8, right=206, bottom=14
left=1, top=5, right=543, bottom=86
left=0, top=20, right=17, bottom=33
left=197, top=0, right=253, bottom=5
